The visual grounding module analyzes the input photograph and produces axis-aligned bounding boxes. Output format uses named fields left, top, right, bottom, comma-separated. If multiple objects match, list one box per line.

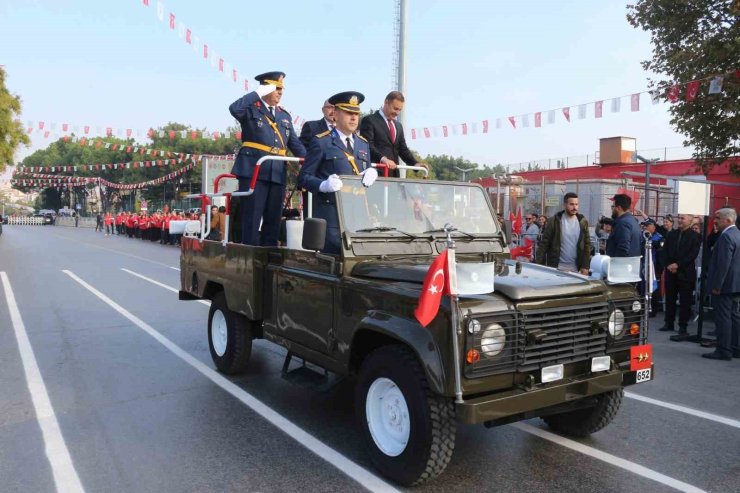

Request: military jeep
left=179, top=176, right=653, bottom=486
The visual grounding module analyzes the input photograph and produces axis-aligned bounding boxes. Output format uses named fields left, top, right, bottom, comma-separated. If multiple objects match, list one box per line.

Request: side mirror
left=302, top=218, right=327, bottom=251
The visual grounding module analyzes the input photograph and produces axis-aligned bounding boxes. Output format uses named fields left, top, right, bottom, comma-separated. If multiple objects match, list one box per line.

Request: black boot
left=658, top=325, right=674, bottom=332
left=670, top=327, right=690, bottom=342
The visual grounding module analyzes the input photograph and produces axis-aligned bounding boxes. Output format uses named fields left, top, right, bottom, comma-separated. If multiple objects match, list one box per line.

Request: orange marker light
left=630, top=323, right=640, bottom=335
left=466, top=349, right=481, bottom=364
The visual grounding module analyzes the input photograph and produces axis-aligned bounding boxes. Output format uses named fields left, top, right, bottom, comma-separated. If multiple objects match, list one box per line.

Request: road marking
left=0, top=272, right=85, bottom=493
left=121, top=268, right=209, bottom=306
left=120, top=269, right=740, bottom=434
left=512, top=423, right=706, bottom=493
left=625, top=392, right=740, bottom=430
left=62, top=270, right=399, bottom=493
left=47, top=230, right=179, bottom=270
left=169, top=266, right=181, bottom=271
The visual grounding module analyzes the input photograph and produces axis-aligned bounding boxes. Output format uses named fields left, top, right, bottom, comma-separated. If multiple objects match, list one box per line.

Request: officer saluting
left=298, top=91, right=377, bottom=254
left=229, top=71, right=306, bottom=246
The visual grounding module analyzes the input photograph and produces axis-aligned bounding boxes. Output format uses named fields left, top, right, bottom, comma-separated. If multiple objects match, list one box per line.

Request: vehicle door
left=272, top=251, right=339, bottom=355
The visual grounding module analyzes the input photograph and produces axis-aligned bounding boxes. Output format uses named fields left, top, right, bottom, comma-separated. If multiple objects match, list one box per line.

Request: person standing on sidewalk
left=702, top=208, right=739, bottom=360
left=659, top=214, right=701, bottom=341
left=535, top=192, right=591, bottom=275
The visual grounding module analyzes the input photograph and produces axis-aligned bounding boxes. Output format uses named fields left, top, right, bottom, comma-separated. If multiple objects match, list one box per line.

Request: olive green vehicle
left=179, top=176, right=654, bottom=486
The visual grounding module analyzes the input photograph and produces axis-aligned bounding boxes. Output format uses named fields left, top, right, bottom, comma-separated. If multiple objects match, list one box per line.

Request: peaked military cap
left=328, top=91, right=365, bottom=114
left=255, top=71, right=286, bottom=88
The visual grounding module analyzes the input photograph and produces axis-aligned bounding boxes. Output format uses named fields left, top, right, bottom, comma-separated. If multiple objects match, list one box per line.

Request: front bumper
left=456, top=366, right=651, bottom=425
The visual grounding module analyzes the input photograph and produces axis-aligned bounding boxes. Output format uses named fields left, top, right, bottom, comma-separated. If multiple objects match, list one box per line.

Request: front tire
left=542, top=389, right=623, bottom=437
left=355, top=345, right=456, bottom=486
left=208, top=292, right=252, bottom=374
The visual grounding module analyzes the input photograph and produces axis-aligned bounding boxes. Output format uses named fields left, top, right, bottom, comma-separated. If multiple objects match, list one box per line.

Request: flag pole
left=445, top=224, right=464, bottom=404
left=642, top=231, right=653, bottom=340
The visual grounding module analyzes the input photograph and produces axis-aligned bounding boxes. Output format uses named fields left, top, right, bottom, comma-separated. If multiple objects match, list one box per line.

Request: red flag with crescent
left=414, top=250, right=450, bottom=327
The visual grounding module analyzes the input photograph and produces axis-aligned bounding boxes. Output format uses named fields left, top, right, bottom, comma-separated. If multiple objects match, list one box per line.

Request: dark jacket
left=662, top=227, right=701, bottom=284
left=229, top=91, right=306, bottom=184
left=359, top=111, right=417, bottom=178
left=534, top=211, right=591, bottom=271
left=707, top=225, right=740, bottom=294
left=606, top=212, right=642, bottom=257
left=299, top=118, right=332, bottom=148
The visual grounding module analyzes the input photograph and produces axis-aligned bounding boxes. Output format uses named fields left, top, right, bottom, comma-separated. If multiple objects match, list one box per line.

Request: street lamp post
left=455, top=166, right=476, bottom=182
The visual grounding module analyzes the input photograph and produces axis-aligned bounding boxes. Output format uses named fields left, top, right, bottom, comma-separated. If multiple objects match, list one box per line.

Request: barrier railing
left=6, top=216, right=46, bottom=225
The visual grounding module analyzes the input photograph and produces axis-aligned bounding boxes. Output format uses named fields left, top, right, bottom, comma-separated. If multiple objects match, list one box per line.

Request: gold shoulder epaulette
left=356, top=134, right=368, bottom=143
left=316, top=130, right=331, bottom=138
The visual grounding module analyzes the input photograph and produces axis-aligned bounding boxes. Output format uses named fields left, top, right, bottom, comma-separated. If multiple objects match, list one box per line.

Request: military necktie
left=345, top=137, right=354, bottom=153
left=269, top=106, right=275, bottom=119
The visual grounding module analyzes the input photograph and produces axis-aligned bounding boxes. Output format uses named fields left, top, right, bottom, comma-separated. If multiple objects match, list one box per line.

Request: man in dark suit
left=703, top=208, right=739, bottom=360
left=229, top=71, right=306, bottom=246
left=298, top=91, right=376, bottom=254
left=659, top=213, right=702, bottom=340
left=299, top=100, right=335, bottom=148
left=359, top=91, right=427, bottom=177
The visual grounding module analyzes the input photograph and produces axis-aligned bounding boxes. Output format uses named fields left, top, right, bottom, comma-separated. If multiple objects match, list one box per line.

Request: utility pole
left=396, top=0, right=408, bottom=177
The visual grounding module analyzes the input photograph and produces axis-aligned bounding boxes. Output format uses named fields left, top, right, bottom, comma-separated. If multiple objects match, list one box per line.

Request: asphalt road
left=1, top=224, right=738, bottom=493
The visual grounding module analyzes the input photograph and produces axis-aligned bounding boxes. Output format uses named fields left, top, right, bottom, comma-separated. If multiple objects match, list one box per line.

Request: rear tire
left=542, top=389, right=623, bottom=437
left=208, top=292, right=252, bottom=374
left=355, top=345, right=456, bottom=486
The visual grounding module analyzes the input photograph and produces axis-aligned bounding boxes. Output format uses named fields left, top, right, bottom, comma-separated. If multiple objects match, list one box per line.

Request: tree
left=421, top=154, right=506, bottom=182
left=627, top=0, right=739, bottom=175
left=0, top=67, right=31, bottom=173
left=13, top=122, right=238, bottom=213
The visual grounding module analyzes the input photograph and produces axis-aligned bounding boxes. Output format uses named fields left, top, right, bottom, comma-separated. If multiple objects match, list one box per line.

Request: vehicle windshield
left=338, top=178, right=499, bottom=236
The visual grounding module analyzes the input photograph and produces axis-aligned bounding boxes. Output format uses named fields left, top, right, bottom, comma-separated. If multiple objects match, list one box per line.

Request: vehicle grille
left=517, top=303, right=608, bottom=371
left=464, top=302, right=611, bottom=377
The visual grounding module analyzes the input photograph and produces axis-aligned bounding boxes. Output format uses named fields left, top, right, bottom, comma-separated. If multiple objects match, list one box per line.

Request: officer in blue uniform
left=298, top=91, right=378, bottom=254
left=229, top=71, right=306, bottom=246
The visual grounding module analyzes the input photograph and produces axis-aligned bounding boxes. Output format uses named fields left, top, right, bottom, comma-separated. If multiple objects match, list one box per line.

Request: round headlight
left=632, top=300, right=642, bottom=313
left=480, top=324, right=506, bottom=356
left=467, top=319, right=481, bottom=334
left=608, top=309, right=625, bottom=337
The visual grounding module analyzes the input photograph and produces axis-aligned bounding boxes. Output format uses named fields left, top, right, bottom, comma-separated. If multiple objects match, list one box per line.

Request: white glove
left=360, top=167, right=378, bottom=187
left=255, top=84, right=277, bottom=97
left=319, top=174, right=343, bottom=193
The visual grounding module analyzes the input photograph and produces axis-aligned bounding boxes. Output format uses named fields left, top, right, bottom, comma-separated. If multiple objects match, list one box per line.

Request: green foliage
left=0, top=67, right=31, bottom=173
left=421, top=154, right=506, bottom=181
left=627, top=0, right=739, bottom=174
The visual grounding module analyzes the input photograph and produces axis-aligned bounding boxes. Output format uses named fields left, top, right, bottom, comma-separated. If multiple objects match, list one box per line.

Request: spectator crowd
left=512, top=192, right=738, bottom=361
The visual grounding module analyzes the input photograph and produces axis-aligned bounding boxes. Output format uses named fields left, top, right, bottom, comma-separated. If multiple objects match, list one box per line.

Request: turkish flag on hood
left=415, top=250, right=451, bottom=327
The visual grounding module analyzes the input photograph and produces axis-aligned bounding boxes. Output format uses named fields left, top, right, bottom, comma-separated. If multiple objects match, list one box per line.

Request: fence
left=503, top=146, right=696, bottom=173
left=6, top=216, right=45, bottom=225
left=56, top=217, right=98, bottom=228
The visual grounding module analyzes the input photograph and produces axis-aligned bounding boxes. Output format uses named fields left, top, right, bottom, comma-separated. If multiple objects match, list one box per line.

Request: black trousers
left=712, top=294, right=740, bottom=357
left=664, top=271, right=694, bottom=329
left=238, top=177, right=284, bottom=246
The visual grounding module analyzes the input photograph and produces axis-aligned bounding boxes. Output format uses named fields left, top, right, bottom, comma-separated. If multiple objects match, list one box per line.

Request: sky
left=0, top=0, right=690, bottom=181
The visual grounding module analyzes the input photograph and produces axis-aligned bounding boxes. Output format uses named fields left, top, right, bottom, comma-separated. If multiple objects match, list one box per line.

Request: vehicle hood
left=351, top=259, right=605, bottom=301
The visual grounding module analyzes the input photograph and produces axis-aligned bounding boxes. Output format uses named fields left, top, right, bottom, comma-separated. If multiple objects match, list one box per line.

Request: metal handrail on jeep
left=186, top=155, right=428, bottom=245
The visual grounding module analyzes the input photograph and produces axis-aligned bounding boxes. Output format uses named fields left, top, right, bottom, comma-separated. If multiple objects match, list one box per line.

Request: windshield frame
left=335, top=177, right=501, bottom=243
